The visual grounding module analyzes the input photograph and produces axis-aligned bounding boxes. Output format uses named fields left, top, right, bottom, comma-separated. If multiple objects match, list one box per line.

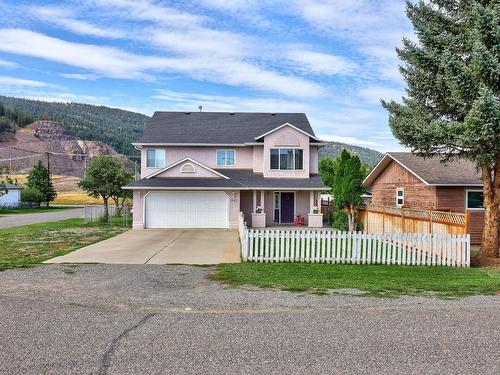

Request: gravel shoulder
left=0, top=264, right=498, bottom=375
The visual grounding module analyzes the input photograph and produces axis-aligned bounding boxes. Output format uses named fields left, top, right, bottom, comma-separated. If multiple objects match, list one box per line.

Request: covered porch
left=240, top=189, right=324, bottom=228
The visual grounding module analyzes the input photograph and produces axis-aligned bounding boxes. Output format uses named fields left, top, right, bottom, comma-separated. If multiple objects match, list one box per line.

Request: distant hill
left=319, top=141, right=383, bottom=166
left=0, top=95, right=383, bottom=165
left=0, top=96, right=148, bottom=158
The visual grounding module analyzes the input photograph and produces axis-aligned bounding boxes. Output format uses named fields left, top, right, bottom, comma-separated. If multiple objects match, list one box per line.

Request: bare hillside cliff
left=0, top=120, right=126, bottom=177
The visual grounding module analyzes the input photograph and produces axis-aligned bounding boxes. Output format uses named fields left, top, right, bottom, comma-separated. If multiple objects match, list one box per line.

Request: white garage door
left=145, top=191, right=229, bottom=229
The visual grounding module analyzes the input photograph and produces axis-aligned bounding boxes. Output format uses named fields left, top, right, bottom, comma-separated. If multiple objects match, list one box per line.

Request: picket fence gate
left=241, top=228, right=470, bottom=267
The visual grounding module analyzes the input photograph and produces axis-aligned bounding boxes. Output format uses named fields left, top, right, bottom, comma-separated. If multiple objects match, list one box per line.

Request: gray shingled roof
left=137, top=112, right=317, bottom=144
left=364, top=152, right=482, bottom=186
left=125, top=170, right=326, bottom=190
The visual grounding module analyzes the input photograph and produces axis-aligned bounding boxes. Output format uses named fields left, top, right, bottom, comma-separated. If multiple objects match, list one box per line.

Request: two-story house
left=124, top=112, right=327, bottom=229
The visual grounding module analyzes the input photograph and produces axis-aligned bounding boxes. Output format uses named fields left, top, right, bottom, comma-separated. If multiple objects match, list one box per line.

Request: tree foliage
left=332, top=150, right=365, bottom=231
left=79, top=156, right=133, bottom=221
left=382, top=0, right=499, bottom=257
left=319, top=156, right=338, bottom=189
left=26, top=161, right=57, bottom=206
left=21, top=187, right=45, bottom=206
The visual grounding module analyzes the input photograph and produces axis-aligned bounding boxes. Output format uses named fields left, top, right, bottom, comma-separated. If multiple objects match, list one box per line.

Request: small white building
left=0, top=184, right=22, bottom=207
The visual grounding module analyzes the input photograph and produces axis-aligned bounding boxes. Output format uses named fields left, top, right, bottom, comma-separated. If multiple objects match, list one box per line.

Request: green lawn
left=0, top=218, right=128, bottom=270
left=212, top=263, right=500, bottom=298
left=0, top=206, right=81, bottom=216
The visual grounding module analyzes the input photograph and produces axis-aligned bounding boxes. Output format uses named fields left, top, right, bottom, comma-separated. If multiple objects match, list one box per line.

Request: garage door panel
left=145, top=192, right=229, bottom=228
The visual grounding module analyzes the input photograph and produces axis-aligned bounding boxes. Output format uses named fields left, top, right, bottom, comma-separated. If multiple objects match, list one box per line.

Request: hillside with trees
left=0, top=96, right=148, bottom=158
left=319, top=141, right=382, bottom=166
left=1, top=95, right=383, bottom=166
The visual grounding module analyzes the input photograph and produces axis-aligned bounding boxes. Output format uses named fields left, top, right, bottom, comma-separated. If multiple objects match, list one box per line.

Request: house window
left=396, top=188, right=404, bottom=207
left=216, top=149, right=235, bottom=166
left=270, top=148, right=303, bottom=170
left=180, top=163, right=196, bottom=173
left=466, top=190, right=484, bottom=210
left=146, top=149, right=165, bottom=168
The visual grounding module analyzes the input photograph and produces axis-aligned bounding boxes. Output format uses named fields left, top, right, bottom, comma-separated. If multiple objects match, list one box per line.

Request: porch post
left=253, top=190, right=257, bottom=213
left=260, top=190, right=265, bottom=212
left=309, top=191, right=314, bottom=213
left=316, top=191, right=321, bottom=210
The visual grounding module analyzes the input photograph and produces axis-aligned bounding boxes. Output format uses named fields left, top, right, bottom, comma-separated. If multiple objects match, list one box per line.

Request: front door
left=280, top=192, right=294, bottom=223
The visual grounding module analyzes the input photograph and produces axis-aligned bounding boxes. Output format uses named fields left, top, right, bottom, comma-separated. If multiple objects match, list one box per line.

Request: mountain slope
left=0, top=96, right=148, bottom=158
left=0, top=95, right=383, bottom=165
left=319, top=141, right=382, bottom=166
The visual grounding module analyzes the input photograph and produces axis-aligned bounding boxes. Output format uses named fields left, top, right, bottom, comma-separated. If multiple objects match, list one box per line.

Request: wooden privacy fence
left=241, top=228, right=470, bottom=267
left=358, top=205, right=468, bottom=237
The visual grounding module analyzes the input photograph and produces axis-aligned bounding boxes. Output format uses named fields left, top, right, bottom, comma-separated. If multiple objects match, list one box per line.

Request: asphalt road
left=0, top=207, right=84, bottom=228
left=0, top=265, right=498, bottom=375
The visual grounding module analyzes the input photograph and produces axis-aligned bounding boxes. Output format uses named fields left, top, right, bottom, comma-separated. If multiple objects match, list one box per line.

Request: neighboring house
left=125, top=112, right=327, bottom=229
left=362, top=152, right=485, bottom=243
left=362, top=152, right=483, bottom=212
left=0, top=184, right=22, bottom=207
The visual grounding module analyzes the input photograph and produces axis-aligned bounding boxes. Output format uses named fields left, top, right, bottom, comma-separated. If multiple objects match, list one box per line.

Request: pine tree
left=26, top=160, right=57, bottom=206
left=383, top=1, right=499, bottom=257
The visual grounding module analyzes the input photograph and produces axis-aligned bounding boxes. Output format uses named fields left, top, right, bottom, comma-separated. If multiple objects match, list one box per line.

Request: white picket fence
left=240, top=227, right=470, bottom=267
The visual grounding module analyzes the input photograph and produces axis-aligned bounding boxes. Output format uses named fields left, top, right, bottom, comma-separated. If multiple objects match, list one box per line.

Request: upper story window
left=146, top=149, right=166, bottom=168
left=270, top=148, right=303, bottom=170
left=466, top=190, right=484, bottom=210
left=217, top=149, right=235, bottom=166
left=396, top=187, right=404, bottom=207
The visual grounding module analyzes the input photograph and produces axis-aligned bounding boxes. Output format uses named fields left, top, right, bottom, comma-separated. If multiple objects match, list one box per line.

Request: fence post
left=465, top=209, right=471, bottom=235
left=429, top=209, right=433, bottom=234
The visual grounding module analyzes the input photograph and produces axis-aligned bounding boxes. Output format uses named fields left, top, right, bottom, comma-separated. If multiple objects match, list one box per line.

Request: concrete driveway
left=46, top=229, right=241, bottom=265
left=0, top=208, right=84, bottom=229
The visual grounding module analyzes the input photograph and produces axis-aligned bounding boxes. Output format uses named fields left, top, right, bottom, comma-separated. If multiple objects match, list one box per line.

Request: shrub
left=332, top=211, right=348, bottom=231
left=21, top=187, right=44, bottom=206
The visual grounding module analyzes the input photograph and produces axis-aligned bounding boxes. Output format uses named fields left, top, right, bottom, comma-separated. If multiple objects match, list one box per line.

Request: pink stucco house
left=124, top=112, right=327, bottom=229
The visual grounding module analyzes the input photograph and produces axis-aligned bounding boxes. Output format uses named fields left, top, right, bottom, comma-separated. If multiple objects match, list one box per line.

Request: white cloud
left=287, top=50, right=358, bottom=76
left=293, top=0, right=413, bottom=83
left=0, top=59, right=19, bottom=69
left=0, top=76, right=54, bottom=88
left=59, top=73, right=101, bottom=80
left=30, top=6, right=126, bottom=39
left=152, top=89, right=311, bottom=112
left=0, top=29, right=324, bottom=97
left=357, top=85, right=404, bottom=104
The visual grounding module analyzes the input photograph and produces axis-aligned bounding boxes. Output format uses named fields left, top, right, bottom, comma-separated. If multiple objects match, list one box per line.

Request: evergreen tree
left=26, top=160, right=57, bottom=206
left=333, top=150, right=365, bottom=232
left=383, top=0, right=499, bottom=257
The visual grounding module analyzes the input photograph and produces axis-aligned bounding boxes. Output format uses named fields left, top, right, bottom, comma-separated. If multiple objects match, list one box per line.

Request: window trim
left=270, top=147, right=304, bottom=171
left=396, top=187, right=404, bottom=207
left=216, top=149, right=236, bottom=167
left=146, top=148, right=166, bottom=169
left=465, top=189, right=485, bottom=210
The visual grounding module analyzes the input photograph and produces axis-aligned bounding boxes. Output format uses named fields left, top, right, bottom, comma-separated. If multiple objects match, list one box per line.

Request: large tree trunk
left=102, top=197, right=109, bottom=223
left=347, top=205, right=356, bottom=232
left=479, top=160, right=499, bottom=258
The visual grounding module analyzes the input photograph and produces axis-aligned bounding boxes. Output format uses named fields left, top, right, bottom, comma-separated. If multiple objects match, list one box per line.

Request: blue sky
left=0, top=0, right=415, bottom=152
